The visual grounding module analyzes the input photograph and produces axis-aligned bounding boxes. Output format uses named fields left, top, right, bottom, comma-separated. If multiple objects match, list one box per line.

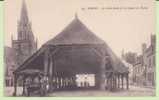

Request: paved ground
left=4, top=85, right=155, bottom=97
left=4, top=87, right=23, bottom=96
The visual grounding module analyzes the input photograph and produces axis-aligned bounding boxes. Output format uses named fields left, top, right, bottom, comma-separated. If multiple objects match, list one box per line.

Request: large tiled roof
left=45, top=17, right=105, bottom=45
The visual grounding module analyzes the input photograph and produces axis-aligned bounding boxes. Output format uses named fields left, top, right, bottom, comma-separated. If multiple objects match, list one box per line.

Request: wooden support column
left=109, top=77, right=112, bottom=90
left=112, top=76, right=114, bottom=90
left=22, top=77, right=26, bottom=95
left=65, top=78, right=67, bottom=88
left=49, top=56, right=53, bottom=91
left=68, top=78, right=70, bottom=88
left=126, top=73, right=129, bottom=90
left=72, top=76, right=76, bottom=88
left=99, top=55, right=106, bottom=90
left=113, top=76, right=115, bottom=89
left=63, top=78, right=66, bottom=88
left=13, top=74, right=17, bottom=96
left=43, top=48, right=49, bottom=95
left=70, top=77, right=72, bottom=89
left=61, top=78, right=63, bottom=88
left=65, top=78, right=68, bottom=88
left=55, top=77, right=57, bottom=89
left=59, top=77, right=61, bottom=89
left=44, top=48, right=49, bottom=75
left=64, top=78, right=66, bottom=88
left=121, top=74, right=124, bottom=89
left=56, top=77, right=59, bottom=89
left=118, top=74, right=120, bottom=88
left=114, top=75, right=117, bottom=89
left=113, top=76, right=115, bottom=90
left=60, top=78, right=63, bottom=89
left=58, top=77, right=60, bottom=89
left=95, top=74, right=99, bottom=89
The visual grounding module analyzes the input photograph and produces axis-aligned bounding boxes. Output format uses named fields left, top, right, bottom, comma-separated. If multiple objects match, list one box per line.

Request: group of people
left=23, top=76, right=49, bottom=96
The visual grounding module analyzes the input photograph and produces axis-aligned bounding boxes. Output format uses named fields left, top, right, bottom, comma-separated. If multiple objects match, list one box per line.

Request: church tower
left=12, top=0, right=37, bottom=66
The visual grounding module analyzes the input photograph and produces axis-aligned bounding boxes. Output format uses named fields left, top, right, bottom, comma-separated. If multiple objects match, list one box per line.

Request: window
left=19, top=32, right=22, bottom=39
left=149, top=59, right=151, bottom=67
left=153, top=56, right=155, bottom=66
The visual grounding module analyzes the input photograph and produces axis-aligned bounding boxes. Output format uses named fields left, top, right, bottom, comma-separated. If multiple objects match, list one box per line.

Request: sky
left=4, top=0, right=155, bottom=57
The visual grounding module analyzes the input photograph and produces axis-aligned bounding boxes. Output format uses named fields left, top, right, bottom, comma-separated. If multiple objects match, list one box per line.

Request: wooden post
left=44, top=48, right=49, bottom=75
left=60, top=78, right=62, bottom=89
left=68, top=78, right=70, bottom=88
left=126, top=73, right=129, bottom=90
left=55, top=77, right=57, bottom=89
left=57, top=77, right=60, bottom=89
left=49, top=56, right=53, bottom=91
left=69, top=77, right=71, bottom=88
left=111, top=76, right=113, bottom=90
left=122, top=74, right=124, bottom=89
left=13, top=74, right=17, bottom=96
left=58, top=77, right=60, bottom=89
left=112, top=76, right=114, bottom=90
left=118, top=74, right=120, bottom=88
left=44, top=48, right=49, bottom=94
left=113, top=75, right=115, bottom=90
left=22, top=77, right=26, bottom=95
left=99, top=55, right=106, bottom=90
left=114, top=75, right=117, bottom=89
left=63, top=78, right=65, bottom=89
left=65, top=78, right=67, bottom=88
left=95, top=74, right=99, bottom=89
left=72, top=76, right=76, bottom=89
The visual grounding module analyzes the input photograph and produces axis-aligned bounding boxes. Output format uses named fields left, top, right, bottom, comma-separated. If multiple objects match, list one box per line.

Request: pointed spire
left=20, top=0, right=29, bottom=23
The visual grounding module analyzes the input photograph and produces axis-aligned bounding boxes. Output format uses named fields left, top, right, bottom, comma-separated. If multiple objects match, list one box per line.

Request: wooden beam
left=49, top=48, right=60, bottom=57
left=91, top=47, right=109, bottom=59
left=15, top=47, right=46, bottom=73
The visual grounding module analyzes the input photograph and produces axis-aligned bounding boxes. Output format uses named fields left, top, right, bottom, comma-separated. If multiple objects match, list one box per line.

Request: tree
left=122, top=52, right=137, bottom=65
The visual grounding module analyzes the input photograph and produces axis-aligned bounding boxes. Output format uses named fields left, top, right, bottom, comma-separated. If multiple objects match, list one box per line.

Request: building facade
left=133, top=34, right=156, bottom=87
left=132, top=55, right=145, bottom=85
left=143, top=35, right=156, bottom=86
left=4, top=47, right=16, bottom=86
left=5, top=0, right=37, bottom=86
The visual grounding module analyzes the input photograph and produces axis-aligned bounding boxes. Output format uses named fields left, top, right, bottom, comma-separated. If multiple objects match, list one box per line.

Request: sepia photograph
left=4, top=0, right=156, bottom=97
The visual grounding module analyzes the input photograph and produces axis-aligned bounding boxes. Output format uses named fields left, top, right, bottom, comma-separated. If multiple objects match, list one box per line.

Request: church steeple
left=17, top=0, right=33, bottom=41
left=12, top=0, right=37, bottom=66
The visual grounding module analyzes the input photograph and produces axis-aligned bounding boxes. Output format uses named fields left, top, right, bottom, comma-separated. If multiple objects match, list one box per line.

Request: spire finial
left=20, top=0, right=28, bottom=22
left=75, top=12, right=78, bottom=19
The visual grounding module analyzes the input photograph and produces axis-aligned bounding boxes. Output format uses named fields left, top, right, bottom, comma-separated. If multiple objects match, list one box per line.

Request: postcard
left=3, top=0, right=157, bottom=97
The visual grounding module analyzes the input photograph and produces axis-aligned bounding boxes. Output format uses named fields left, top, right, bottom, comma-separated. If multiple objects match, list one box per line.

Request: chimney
left=151, top=34, right=155, bottom=47
left=142, top=43, right=146, bottom=54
